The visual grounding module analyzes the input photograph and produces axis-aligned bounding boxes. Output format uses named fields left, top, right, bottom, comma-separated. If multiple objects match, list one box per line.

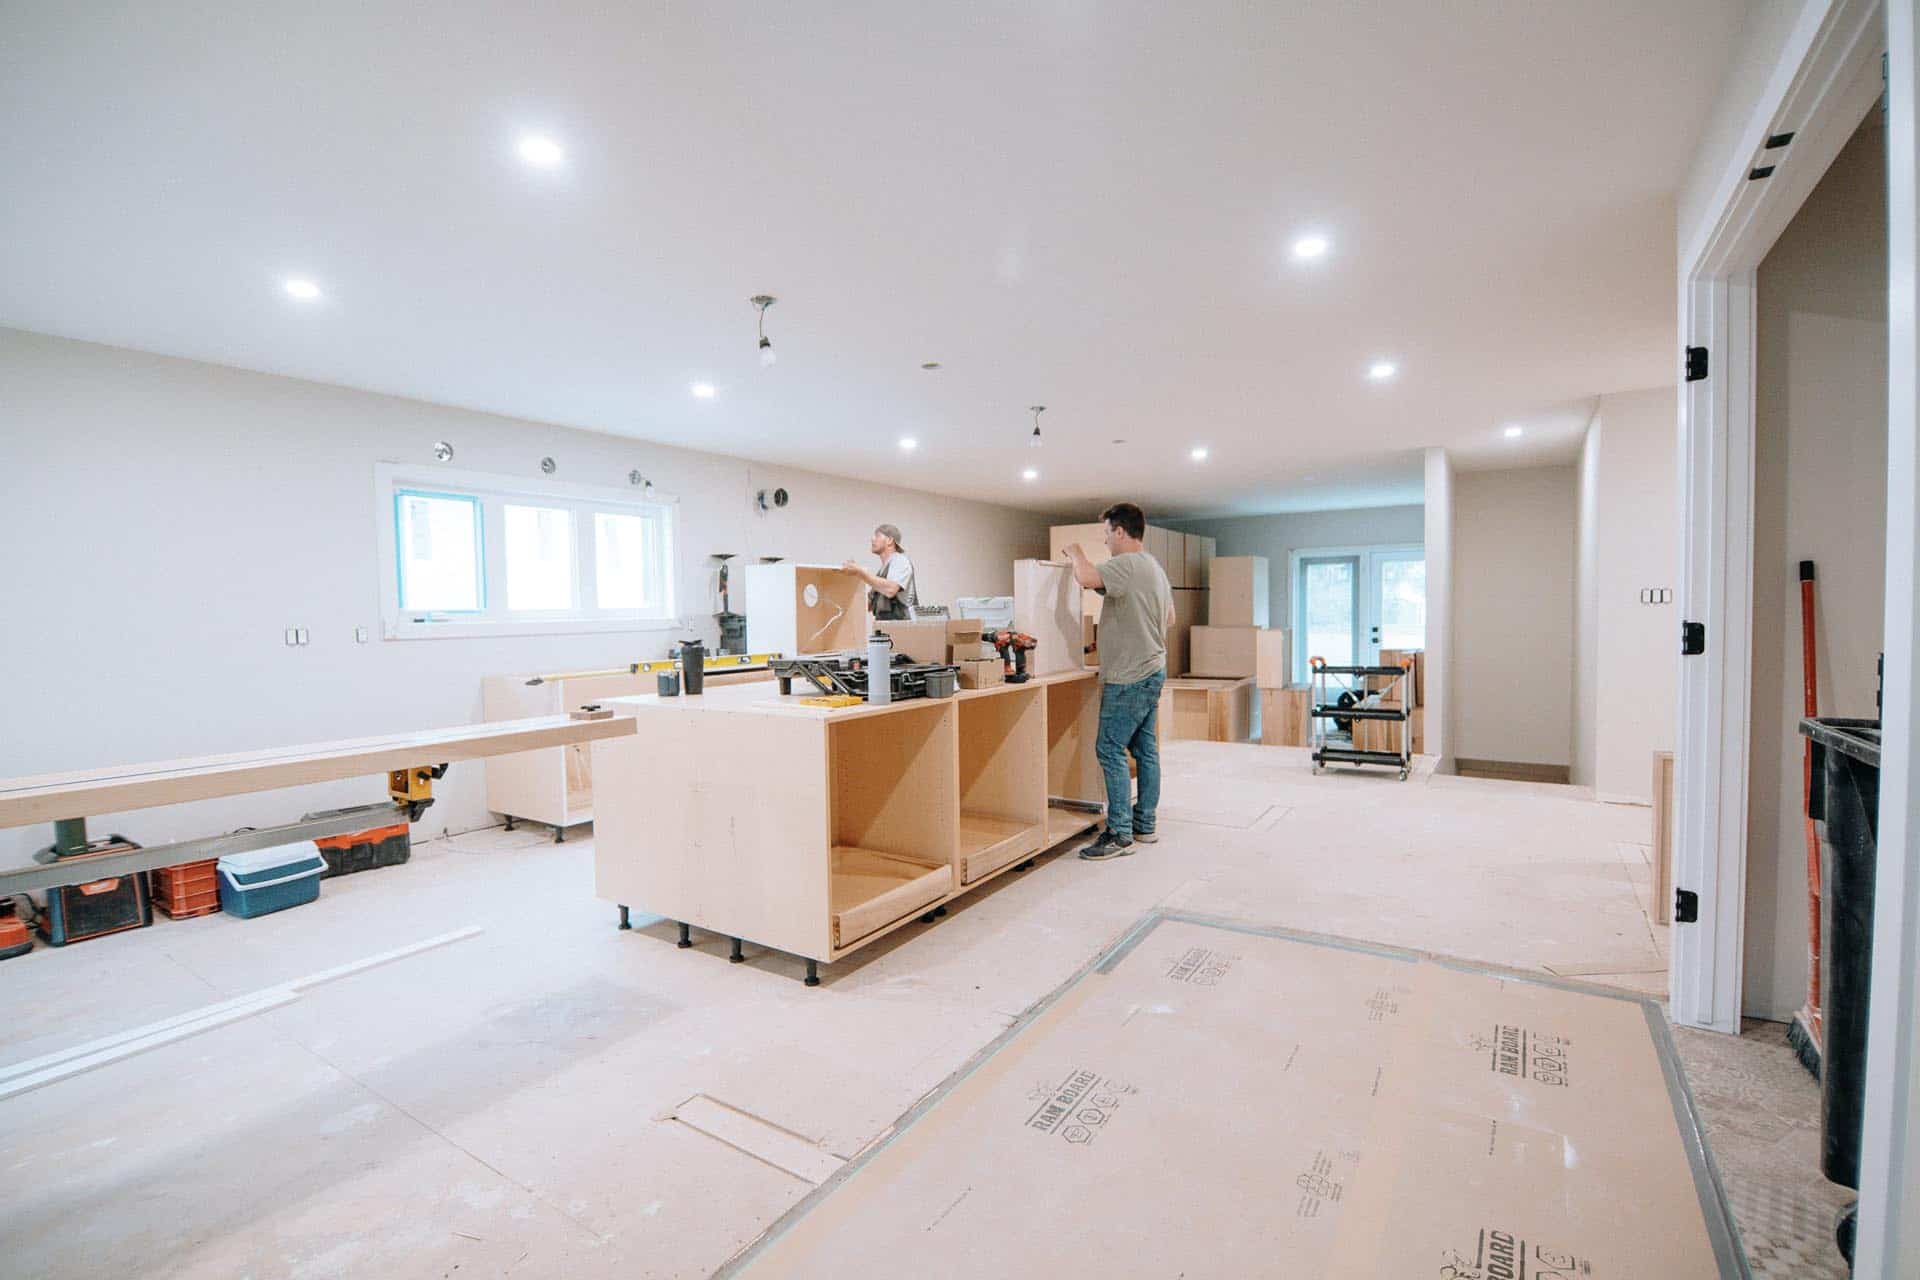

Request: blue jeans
left=1096, top=671, right=1164, bottom=839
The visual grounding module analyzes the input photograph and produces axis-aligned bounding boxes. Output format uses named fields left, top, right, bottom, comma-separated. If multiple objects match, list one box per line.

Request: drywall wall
left=1451, top=465, right=1577, bottom=767
left=1745, top=109, right=1888, bottom=1022
left=1573, top=417, right=1602, bottom=788
left=0, top=328, right=1051, bottom=861
left=1572, top=387, right=1681, bottom=801
left=1423, top=449, right=1455, bottom=761
left=1165, top=503, right=1425, bottom=645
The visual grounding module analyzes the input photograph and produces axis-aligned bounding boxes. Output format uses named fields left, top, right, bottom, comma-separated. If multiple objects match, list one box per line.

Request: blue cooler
left=217, top=842, right=327, bottom=919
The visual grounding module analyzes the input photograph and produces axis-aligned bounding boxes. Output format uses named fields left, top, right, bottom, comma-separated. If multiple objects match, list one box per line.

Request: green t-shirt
left=1095, top=551, right=1171, bottom=684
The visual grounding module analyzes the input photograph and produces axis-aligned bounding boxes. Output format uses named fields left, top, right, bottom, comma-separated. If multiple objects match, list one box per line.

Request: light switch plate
left=295, top=627, right=309, bottom=645
left=285, top=627, right=298, bottom=646
left=355, top=626, right=370, bottom=643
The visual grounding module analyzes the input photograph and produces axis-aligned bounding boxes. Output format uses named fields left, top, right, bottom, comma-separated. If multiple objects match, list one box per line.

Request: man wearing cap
left=841, top=524, right=918, bottom=622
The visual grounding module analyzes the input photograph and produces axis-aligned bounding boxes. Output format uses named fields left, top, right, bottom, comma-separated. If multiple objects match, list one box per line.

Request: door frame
left=1671, top=0, right=1884, bottom=1036
left=1287, top=543, right=1426, bottom=682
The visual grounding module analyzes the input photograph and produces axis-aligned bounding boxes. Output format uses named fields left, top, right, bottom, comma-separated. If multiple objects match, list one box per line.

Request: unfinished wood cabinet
left=1048, top=523, right=1108, bottom=622
left=1045, top=674, right=1105, bottom=845
left=1194, top=534, right=1217, bottom=586
left=1012, top=559, right=1085, bottom=677
left=1260, top=686, right=1310, bottom=747
left=1167, top=587, right=1204, bottom=678
left=484, top=668, right=771, bottom=834
left=745, top=562, right=869, bottom=657
left=1652, top=750, right=1674, bottom=925
left=592, top=672, right=1101, bottom=972
left=956, top=685, right=1047, bottom=883
left=1159, top=676, right=1255, bottom=742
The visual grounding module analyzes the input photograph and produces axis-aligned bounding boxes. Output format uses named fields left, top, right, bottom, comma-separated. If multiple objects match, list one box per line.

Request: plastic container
left=311, top=822, right=410, bottom=879
left=867, top=633, right=893, bottom=705
left=680, top=639, right=706, bottom=694
left=217, top=842, right=326, bottom=919
left=924, top=668, right=957, bottom=698
left=150, top=859, right=221, bottom=918
left=1801, top=714, right=1881, bottom=1267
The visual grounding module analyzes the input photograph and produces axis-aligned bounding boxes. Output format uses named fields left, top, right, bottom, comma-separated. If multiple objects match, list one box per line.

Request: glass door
left=1292, top=545, right=1426, bottom=680
left=1298, top=555, right=1360, bottom=672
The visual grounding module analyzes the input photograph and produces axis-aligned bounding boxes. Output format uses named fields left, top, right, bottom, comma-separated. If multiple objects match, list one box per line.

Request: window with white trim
left=377, top=464, right=678, bottom=639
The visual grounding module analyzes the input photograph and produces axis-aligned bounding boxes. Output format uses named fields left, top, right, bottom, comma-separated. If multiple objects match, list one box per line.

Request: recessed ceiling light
left=1368, top=360, right=1398, bottom=381
left=1190, top=446, right=1209, bottom=461
left=920, top=362, right=942, bottom=371
left=1112, top=438, right=1127, bottom=445
left=1291, top=234, right=1330, bottom=260
left=1021, top=468, right=1039, bottom=482
left=690, top=382, right=716, bottom=399
left=517, top=134, right=565, bottom=168
left=283, top=278, right=321, bottom=301
left=899, top=437, right=918, bottom=451
left=1504, top=424, right=1524, bottom=439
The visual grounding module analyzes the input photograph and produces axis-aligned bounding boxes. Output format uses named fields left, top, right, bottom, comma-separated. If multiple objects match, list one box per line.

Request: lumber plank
left=0, top=715, right=636, bottom=828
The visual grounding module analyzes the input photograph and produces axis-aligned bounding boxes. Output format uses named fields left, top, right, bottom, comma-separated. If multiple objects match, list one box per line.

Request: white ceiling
left=0, top=2, right=1745, bottom=518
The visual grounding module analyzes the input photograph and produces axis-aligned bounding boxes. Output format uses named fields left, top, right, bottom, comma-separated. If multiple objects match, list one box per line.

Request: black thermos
left=679, top=638, right=706, bottom=694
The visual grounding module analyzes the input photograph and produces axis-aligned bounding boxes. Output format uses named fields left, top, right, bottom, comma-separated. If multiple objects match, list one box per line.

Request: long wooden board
left=0, top=715, right=637, bottom=828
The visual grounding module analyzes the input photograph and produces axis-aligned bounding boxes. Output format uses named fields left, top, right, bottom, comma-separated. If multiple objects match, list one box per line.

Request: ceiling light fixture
left=1368, top=360, right=1398, bottom=381
left=899, top=437, right=918, bottom=451
left=1504, top=424, right=1524, bottom=439
left=1291, top=234, right=1330, bottom=260
left=1190, top=446, right=1209, bottom=461
left=1028, top=405, right=1045, bottom=449
left=921, top=361, right=942, bottom=371
left=517, top=134, right=565, bottom=168
left=690, top=382, right=717, bottom=399
left=283, top=278, right=321, bottom=301
left=751, top=294, right=778, bottom=366
left=1021, top=467, right=1039, bottom=482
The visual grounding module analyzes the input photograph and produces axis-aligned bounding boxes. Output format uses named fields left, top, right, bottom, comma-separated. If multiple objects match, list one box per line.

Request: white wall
left=0, top=329, right=1052, bottom=861
left=1745, top=110, right=1889, bottom=1022
left=1423, top=449, right=1455, bottom=762
left=1452, top=465, right=1578, bottom=767
left=1574, top=387, right=1682, bottom=802
left=1164, top=504, right=1426, bottom=636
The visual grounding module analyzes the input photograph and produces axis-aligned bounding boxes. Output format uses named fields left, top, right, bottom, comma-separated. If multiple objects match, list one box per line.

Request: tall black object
left=1800, top=715, right=1881, bottom=1267
left=679, top=639, right=706, bottom=694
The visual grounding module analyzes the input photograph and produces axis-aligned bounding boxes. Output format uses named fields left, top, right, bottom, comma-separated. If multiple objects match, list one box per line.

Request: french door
left=1292, top=545, right=1426, bottom=681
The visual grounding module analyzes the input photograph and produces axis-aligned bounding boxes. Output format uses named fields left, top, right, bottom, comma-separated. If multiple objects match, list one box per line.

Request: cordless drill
left=985, top=629, right=1037, bottom=683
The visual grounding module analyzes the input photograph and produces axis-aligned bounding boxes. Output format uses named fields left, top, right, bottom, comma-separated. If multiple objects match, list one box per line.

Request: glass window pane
left=504, top=505, right=575, bottom=611
left=396, top=491, right=482, bottom=611
left=595, top=512, right=655, bottom=610
left=1302, top=559, right=1357, bottom=669
left=1378, top=557, right=1426, bottom=651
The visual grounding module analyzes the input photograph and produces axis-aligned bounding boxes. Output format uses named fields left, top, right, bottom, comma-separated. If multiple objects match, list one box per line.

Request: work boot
left=1079, top=829, right=1135, bottom=860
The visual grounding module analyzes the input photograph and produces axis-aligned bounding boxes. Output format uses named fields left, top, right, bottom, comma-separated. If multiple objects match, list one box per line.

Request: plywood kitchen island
left=591, top=670, right=1104, bottom=981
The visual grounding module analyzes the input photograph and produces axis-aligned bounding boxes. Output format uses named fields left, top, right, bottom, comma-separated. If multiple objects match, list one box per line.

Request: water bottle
left=867, top=632, right=893, bottom=705
left=679, top=638, right=706, bottom=694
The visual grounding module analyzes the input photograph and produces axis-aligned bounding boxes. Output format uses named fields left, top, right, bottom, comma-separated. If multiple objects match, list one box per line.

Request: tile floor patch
left=670, top=1095, right=845, bottom=1184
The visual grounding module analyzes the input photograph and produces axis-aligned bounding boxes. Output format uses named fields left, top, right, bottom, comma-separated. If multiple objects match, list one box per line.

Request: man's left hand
left=840, top=560, right=862, bottom=575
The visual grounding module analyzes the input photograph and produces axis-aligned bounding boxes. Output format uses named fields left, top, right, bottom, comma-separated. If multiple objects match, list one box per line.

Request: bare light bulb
left=759, top=336, right=776, bottom=367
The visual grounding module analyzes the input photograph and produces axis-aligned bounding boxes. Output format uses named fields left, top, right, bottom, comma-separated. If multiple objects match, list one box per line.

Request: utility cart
left=1308, top=656, right=1413, bottom=780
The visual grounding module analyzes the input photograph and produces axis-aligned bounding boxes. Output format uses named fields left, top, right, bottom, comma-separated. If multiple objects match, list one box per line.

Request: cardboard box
left=1158, top=676, right=1255, bottom=742
left=1208, top=555, right=1269, bottom=627
left=955, top=657, right=1004, bottom=689
left=1189, top=625, right=1260, bottom=678
left=1254, top=628, right=1292, bottom=688
left=877, top=619, right=948, bottom=665
left=1378, top=648, right=1423, bottom=706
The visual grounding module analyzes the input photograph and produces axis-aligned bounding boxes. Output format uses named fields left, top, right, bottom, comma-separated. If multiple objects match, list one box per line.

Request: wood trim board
left=0, top=716, right=637, bottom=829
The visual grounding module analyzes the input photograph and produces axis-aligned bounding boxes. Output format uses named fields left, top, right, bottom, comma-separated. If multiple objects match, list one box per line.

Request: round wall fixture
left=433, top=441, right=454, bottom=462
left=540, top=456, right=557, bottom=474
left=803, top=584, right=820, bottom=607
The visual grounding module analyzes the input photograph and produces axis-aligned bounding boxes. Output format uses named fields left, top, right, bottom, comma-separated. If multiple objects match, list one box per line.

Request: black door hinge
left=1674, top=889, right=1699, bottom=924
left=1681, top=621, right=1706, bottom=655
left=1685, top=346, right=1709, bottom=381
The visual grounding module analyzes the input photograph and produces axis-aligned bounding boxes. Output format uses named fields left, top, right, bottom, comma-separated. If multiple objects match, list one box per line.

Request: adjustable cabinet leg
left=504, top=815, right=516, bottom=831
left=553, top=825, right=566, bottom=844
left=676, top=921, right=692, bottom=949
left=804, top=959, right=820, bottom=987
left=729, top=936, right=744, bottom=964
left=618, top=904, right=631, bottom=930
left=1016, top=860, right=1034, bottom=872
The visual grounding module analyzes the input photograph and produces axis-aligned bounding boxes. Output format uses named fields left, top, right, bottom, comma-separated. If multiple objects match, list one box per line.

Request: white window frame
left=374, top=462, right=681, bottom=640
left=1287, top=542, right=1426, bottom=682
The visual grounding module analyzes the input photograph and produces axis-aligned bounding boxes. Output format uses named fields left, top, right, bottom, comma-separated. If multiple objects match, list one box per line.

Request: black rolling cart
left=1308, top=656, right=1413, bottom=780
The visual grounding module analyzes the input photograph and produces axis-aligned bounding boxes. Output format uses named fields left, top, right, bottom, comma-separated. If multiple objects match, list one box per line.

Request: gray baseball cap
left=875, top=523, right=904, bottom=550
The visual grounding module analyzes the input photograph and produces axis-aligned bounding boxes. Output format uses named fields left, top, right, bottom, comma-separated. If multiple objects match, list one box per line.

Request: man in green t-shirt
left=1061, top=502, right=1173, bottom=860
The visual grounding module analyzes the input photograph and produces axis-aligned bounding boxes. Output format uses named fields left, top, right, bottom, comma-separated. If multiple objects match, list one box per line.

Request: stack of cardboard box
left=1352, top=648, right=1425, bottom=753
left=1188, top=555, right=1278, bottom=679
